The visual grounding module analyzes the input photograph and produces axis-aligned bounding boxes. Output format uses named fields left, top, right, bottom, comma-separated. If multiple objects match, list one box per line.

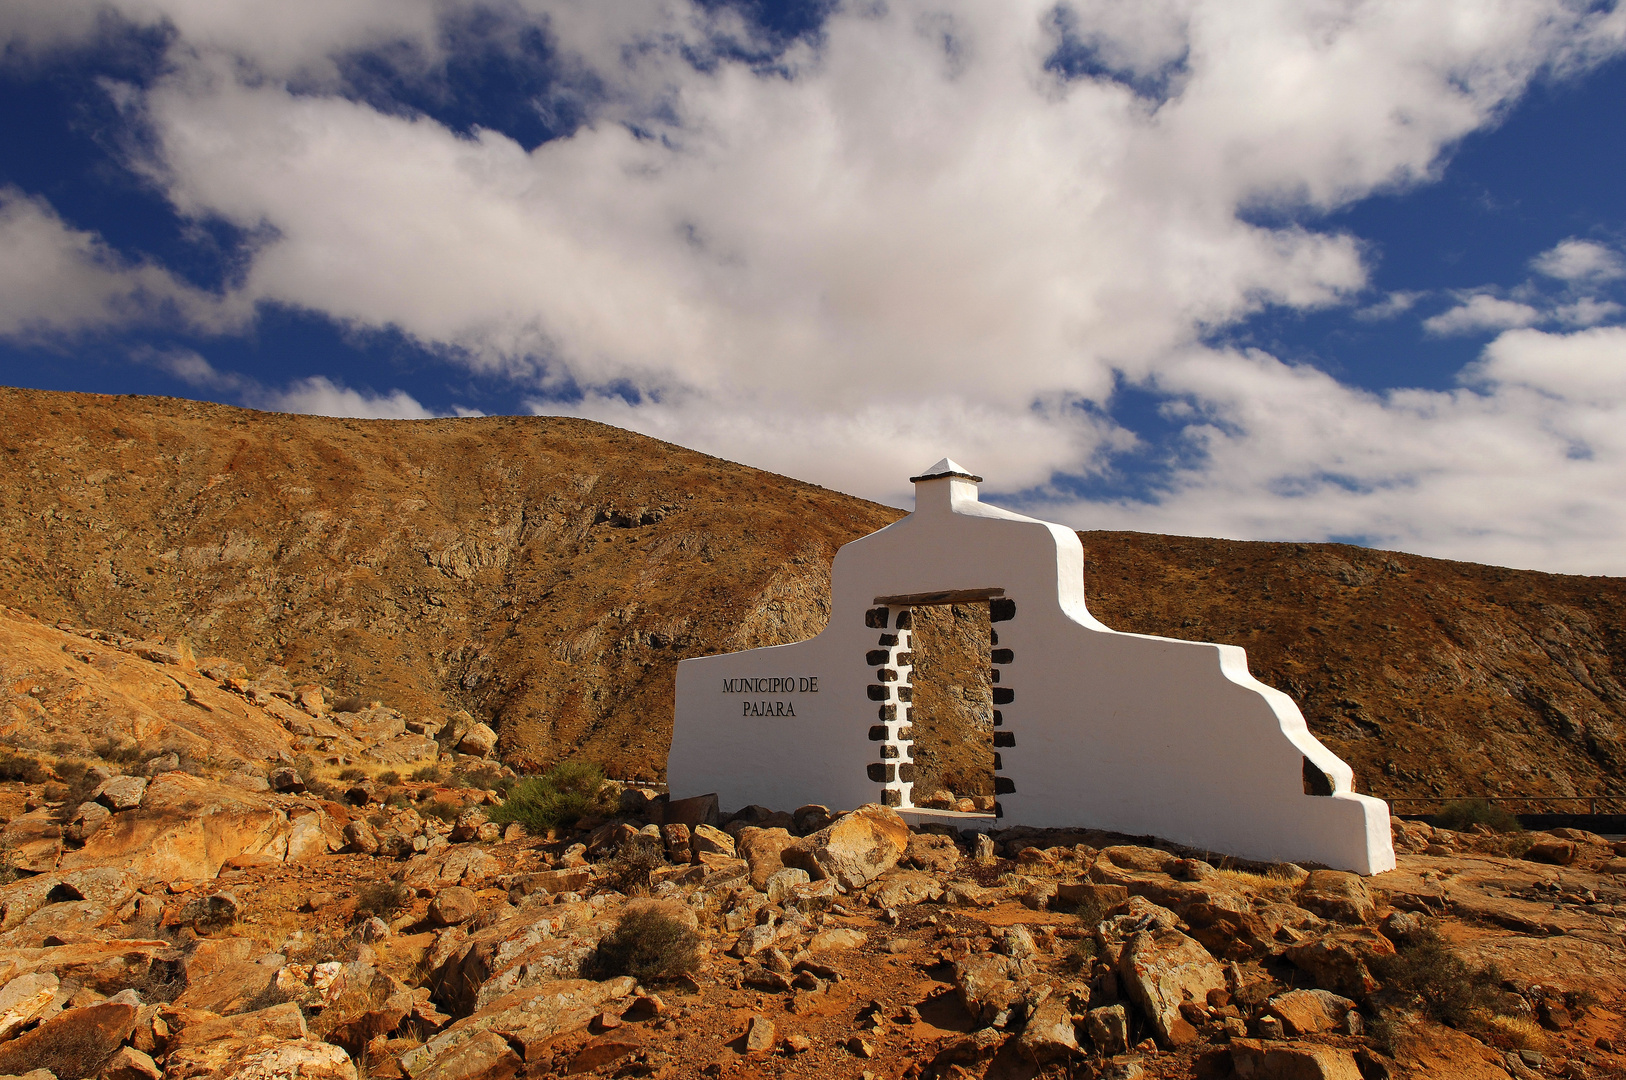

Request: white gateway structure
left=668, top=460, right=1395, bottom=875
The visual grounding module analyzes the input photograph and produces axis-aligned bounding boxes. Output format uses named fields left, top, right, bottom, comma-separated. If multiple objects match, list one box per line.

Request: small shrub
left=91, top=738, right=144, bottom=765
left=0, top=752, right=46, bottom=784
left=41, top=782, right=68, bottom=803
left=1373, top=926, right=1504, bottom=1028
left=487, top=761, right=606, bottom=836
left=410, top=764, right=444, bottom=784
left=1064, top=935, right=1098, bottom=973
left=337, top=766, right=367, bottom=782
left=423, top=800, right=459, bottom=824
left=356, top=881, right=412, bottom=920
left=1437, top=799, right=1521, bottom=834
left=601, top=836, right=666, bottom=896
left=377, top=770, right=401, bottom=786
left=1067, top=895, right=1108, bottom=929
left=593, top=907, right=701, bottom=982
left=452, top=763, right=506, bottom=791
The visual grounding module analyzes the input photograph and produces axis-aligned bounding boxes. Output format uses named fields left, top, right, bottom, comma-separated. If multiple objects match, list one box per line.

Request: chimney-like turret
left=909, top=457, right=983, bottom=515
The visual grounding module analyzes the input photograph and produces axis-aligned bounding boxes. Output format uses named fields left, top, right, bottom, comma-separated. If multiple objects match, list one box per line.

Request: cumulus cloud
left=1532, top=238, right=1626, bottom=282
left=9, top=1, right=1626, bottom=569
left=0, top=187, right=223, bottom=339
left=1423, top=293, right=1542, bottom=336
left=1057, top=325, right=1626, bottom=573
left=145, top=346, right=440, bottom=420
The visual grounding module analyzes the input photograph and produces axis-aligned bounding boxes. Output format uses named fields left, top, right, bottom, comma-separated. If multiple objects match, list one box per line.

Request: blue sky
left=2, top=1, right=1625, bottom=573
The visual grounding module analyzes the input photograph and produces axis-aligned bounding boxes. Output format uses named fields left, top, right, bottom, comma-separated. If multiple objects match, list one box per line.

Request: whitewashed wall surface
left=670, top=459, right=1395, bottom=875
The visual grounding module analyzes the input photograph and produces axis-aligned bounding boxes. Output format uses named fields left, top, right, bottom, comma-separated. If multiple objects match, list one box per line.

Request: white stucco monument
left=668, top=459, right=1395, bottom=875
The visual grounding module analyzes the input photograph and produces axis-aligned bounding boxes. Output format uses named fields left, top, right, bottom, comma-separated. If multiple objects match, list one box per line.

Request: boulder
left=1118, top=927, right=1226, bottom=1047
left=64, top=801, right=112, bottom=844
left=690, top=824, right=735, bottom=860
left=764, top=868, right=811, bottom=903
left=0, top=972, right=57, bottom=1040
left=1524, top=838, right=1578, bottom=866
left=163, top=1036, right=359, bottom=1079
left=456, top=723, right=498, bottom=758
left=342, top=820, right=379, bottom=855
left=59, top=772, right=328, bottom=881
left=737, top=827, right=799, bottom=890
left=664, top=793, right=720, bottom=828
left=101, top=1046, right=163, bottom=1080
left=744, top=1014, right=776, bottom=1052
left=784, top=804, right=910, bottom=890
left=92, top=775, right=148, bottom=812
left=1284, top=929, right=1395, bottom=999
left=400, top=977, right=636, bottom=1075
left=1265, top=989, right=1355, bottom=1035
left=1085, top=1004, right=1130, bottom=1055
left=661, top=823, right=692, bottom=864
left=0, top=1000, right=136, bottom=1076
left=164, top=1002, right=310, bottom=1049
left=1018, top=997, right=1080, bottom=1063
left=951, top=953, right=1033, bottom=1028
left=903, top=833, right=961, bottom=873
left=401, top=847, right=502, bottom=889
left=1296, top=871, right=1376, bottom=925
left=268, top=767, right=305, bottom=793
left=1229, top=1038, right=1363, bottom=1080
left=792, top=804, right=833, bottom=834
left=871, top=869, right=944, bottom=908
left=429, top=887, right=478, bottom=927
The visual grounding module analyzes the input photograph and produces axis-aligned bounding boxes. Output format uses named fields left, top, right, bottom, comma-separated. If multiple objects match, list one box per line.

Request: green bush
left=410, top=764, right=444, bottom=784
left=336, top=766, right=367, bottom=782
left=0, top=752, right=46, bottom=784
left=91, top=738, right=144, bottom=765
left=1374, top=926, right=1506, bottom=1028
left=1437, top=799, right=1522, bottom=834
left=377, top=770, right=402, bottom=786
left=487, top=761, right=605, bottom=836
left=593, top=907, right=701, bottom=982
left=356, top=881, right=412, bottom=920
left=601, top=836, right=666, bottom=896
left=423, top=800, right=460, bottom=824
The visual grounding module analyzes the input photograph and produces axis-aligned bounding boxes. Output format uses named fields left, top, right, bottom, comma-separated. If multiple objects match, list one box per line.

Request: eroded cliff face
left=1, top=387, right=1623, bottom=804
left=0, top=388, right=894, bottom=780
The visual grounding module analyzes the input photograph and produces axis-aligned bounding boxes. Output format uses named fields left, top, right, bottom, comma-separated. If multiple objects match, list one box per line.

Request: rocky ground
left=2, top=732, right=1625, bottom=1080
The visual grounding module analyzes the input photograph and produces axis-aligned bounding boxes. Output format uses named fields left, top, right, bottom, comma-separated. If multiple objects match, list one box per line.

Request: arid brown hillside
left=1, top=386, right=1623, bottom=806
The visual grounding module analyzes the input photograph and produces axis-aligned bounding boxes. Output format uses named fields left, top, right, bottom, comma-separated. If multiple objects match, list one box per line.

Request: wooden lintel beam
left=872, top=588, right=1005, bottom=607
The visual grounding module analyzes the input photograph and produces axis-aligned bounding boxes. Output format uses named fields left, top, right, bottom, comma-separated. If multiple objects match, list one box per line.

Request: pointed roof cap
left=909, top=457, right=983, bottom=484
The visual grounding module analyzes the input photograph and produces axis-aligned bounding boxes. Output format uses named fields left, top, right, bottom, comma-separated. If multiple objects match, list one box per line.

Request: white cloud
left=1423, top=293, right=1542, bottom=336
left=0, top=187, right=223, bottom=339
left=1354, top=290, right=1425, bottom=321
left=1532, top=238, right=1626, bottom=283
left=141, top=346, right=441, bottom=420
left=262, top=375, right=436, bottom=420
left=10, top=1, right=1626, bottom=570
left=1054, top=326, right=1626, bottom=573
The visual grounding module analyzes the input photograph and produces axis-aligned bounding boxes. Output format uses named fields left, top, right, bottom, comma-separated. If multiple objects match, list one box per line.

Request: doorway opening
left=862, top=590, right=1015, bottom=817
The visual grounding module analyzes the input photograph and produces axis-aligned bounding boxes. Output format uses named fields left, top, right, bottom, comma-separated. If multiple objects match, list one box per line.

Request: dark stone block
left=896, top=725, right=914, bottom=741
left=898, top=763, right=917, bottom=782
left=993, top=731, right=1015, bottom=747
left=990, top=598, right=1016, bottom=622
left=896, top=686, right=912, bottom=702
left=867, top=685, right=888, bottom=701
left=896, top=651, right=913, bottom=666
left=866, top=649, right=890, bottom=666
left=994, top=776, right=1016, bottom=795
left=993, top=687, right=1014, bottom=705
left=881, top=744, right=899, bottom=759
left=868, top=725, right=889, bottom=741
left=867, top=763, right=895, bottom=782
left=878, top=668, right=898, bottom=682
left=991, top=648, right=1014, bottom=664
left=882, top=788, right=903, bottom=807
left=878, top=634, right=899, bottom=647
left=994, top=801, right=1004, bottom=818
left=993, top=753, right=1002, bottom=770
left=992, top=710, right=1002, bottom=727
left=878, top=704, right=896, bottom=721
left=990, top=669, right=999, bottom=683
left=896, top=609, right=913, bottom=629
left=866, top=607, right=890, bottom=628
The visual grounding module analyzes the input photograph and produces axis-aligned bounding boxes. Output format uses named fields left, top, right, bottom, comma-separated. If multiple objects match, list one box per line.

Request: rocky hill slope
left=1, top=386, right=1623, bottom=808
